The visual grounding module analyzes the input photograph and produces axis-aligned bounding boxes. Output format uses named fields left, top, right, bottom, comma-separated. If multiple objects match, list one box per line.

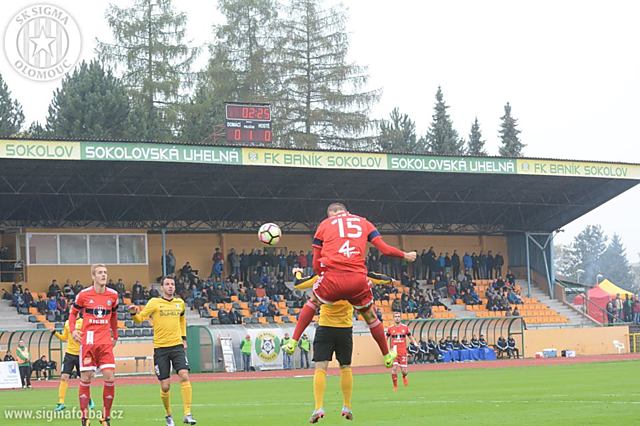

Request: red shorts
left=80, top=344, right=115, bottom=371
left=313, top=270, right=373, bottom=309
left=394, top=354, right=408, bottom=368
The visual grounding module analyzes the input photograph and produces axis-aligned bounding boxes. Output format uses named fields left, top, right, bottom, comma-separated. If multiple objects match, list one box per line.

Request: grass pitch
left=1, top=360, right=638, bottom=425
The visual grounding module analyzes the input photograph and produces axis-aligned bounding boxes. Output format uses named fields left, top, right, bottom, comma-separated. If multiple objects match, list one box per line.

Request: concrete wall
left=523, top=326, right=629, bottom=357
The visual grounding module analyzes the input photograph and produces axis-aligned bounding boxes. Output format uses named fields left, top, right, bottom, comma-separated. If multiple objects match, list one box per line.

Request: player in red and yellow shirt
left=68, top=264, right=119, bottom=426
left=387, top=311, right=418, bottom=391
left=282, top=202, right=417, bottom=368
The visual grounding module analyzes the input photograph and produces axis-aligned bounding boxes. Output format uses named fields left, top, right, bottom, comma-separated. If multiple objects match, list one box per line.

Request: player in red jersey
left=387, top=311, right=418, bottom=391
left=282, top=203, right=417, bottom=368
left=68, top=264, right=119, bottom=426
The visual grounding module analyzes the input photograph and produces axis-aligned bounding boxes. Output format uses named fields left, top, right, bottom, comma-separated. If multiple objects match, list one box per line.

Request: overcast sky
left=1, top=0, right=638, bottom=259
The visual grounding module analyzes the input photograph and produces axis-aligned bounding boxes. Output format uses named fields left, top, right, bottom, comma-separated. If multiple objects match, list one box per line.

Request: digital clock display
left=225, top=102, right=272, bottom=143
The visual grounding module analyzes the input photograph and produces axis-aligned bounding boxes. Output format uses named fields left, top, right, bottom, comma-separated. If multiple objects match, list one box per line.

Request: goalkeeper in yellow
left=293, top=268, right=394, bottom=423
left=129, top=276, right=196, bottom=426
left=52, top=315, right=94, bottom=411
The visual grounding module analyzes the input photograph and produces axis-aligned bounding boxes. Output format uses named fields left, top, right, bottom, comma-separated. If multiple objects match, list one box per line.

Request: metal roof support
left=525, top=231, right=561, bottom=299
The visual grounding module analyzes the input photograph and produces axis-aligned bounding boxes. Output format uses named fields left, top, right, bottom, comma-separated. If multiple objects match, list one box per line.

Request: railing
left=630, top=333, right=640, bottom=353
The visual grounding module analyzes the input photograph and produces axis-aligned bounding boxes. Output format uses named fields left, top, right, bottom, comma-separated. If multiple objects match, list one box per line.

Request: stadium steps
left=0, top=299, right=39, bottom=330
left=521, top=281, right=595, bottom=328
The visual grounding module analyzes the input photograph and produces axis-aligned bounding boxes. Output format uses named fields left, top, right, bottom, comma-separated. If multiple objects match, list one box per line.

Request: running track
left=22, top=353, right=640, bottom=389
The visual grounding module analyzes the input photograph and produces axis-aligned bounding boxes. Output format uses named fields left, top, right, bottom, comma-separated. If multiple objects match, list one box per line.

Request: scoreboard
left=225, top=102, right=272, bottom=143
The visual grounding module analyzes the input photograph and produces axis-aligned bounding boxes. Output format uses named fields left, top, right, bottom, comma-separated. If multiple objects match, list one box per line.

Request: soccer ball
left=258, top=223, right=281, bottom=245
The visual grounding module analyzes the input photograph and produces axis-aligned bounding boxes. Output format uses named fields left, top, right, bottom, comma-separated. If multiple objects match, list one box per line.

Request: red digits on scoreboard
left=265, top=130, right=272, bottom=142
left=234, top=129, right=241, bottom=140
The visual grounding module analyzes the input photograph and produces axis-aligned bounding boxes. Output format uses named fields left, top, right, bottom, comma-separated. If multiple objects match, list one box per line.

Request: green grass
left=2, top=361, right=639, bottom=425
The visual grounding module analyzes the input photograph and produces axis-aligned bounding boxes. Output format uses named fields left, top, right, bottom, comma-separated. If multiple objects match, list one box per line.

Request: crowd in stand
left=605, top=294, right=640, bottom=325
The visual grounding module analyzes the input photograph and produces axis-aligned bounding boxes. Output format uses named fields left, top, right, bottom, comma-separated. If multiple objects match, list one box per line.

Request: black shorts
left=154, top=344, right=190, bottom=380
left=312, top=326, right=353, bottom=366
left=61, top=353, right=80, bottom=376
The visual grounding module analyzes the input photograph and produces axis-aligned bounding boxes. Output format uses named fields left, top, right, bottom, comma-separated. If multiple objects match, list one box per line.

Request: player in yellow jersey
left=293, top=268, right=394, bottom=423
left=53, top=316, right=94, bottom=411
left=128, top=276, right=196, bottom=426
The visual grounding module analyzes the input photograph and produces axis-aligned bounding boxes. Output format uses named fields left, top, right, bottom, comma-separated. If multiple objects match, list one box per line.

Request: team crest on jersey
left=107, top=300, right=112, bottom=306
left=254, top=332, right=281, bottom=361
left=93, top=306, right=106, bottom=318
left=176, top=303, right=181, bottom=309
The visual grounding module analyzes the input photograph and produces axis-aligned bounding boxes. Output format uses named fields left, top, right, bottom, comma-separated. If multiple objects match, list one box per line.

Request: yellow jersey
left=55, top=318, right=83, bottom=356
left=133, top=297, right=186, bottom=348
left=294, top=273, right=353, bottom=328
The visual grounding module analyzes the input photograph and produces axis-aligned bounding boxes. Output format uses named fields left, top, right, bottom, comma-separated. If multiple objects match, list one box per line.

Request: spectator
left=507, top=335, right=520, bottom=359
left=471, top=252, right=480, bottom=280
left=623, top=294, right=633, bottom=323
left=166, top=249, right=176, bottom=274
left=240, top=335, right=252, bottom=372
left=451, top=250, right=461, bottom=279
left=505, top=270, right=516, bottom=286
left=486, top=251, right=495, bottom=280
left=298, top=334, right=311, bottom=369
left=494, top=252, right=504, bottom=277
left=32, top=355, right=53, bottom=380
left=228, top=248, right=240, bottom=279
left=512, top=306, right=521, bottom=317
left=444, top=252, right=452, bottom=277
left=496, top=336, right=508, bottom=358
left=47, top=280, right=61, bottom=297
left=633, top=296, right=640, bottom=324
left=282, top=333, right=293, bottom=370
left=606, top=300, right=616, bottom=325
left=211, top=247, right=224, bottom=279
left=16, top=340, right=31, bottom=388
left=614, top=294, right=624, bottom=322
left=470, top=335, right=480, bottom=349
left=479, top=335, right=488, bottom=348
left=4, top=351, right=15, bottom=361
left=47, top=296, right=57, bottom=314
left=479, top=251, right=487, bottom=279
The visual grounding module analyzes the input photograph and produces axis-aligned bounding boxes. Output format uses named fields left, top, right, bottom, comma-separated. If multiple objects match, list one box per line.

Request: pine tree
left=423, top=87, right=464, bottom=155
left=97, top=0, right=198, bottom=140
left=600, top=234, right=633, bottom=288
left=467, top=117, right=487, bottom=156
left=498, top=102, right=525, bottom=156
left=275, top=0, right=379, bottom=149
left=570, top=225, right=608, bottom=285
left=181, top=0, right=278, bottom=143
left=378, top=108, right=423, bottom=153
left=0, top=73, right=24, bottom=137
left=45, top=61, right=131, bottom=139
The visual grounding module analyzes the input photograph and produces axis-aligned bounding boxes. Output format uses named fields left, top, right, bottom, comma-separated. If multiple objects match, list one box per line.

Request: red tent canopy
left=573, top=285, right=612, bottom=323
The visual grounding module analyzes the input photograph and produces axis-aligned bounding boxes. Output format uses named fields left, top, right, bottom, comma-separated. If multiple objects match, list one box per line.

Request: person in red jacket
left=282, top=203, right=416, bottom=368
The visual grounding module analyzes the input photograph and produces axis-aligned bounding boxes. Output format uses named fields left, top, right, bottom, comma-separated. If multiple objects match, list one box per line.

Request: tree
left=600, top=234, right=634, bottom=288
left=0, top=73, right=24, bottom=137
left=276, top=0, right=379, bottom=149
left=423, top=86, right=464, bottom=155
left=570, top=225, right=608, bottom=285
left=97, top=0, right=198, bottom=140
left=378, top=108, right=423, bottom=153
left=181, top=0, right=278, bottom=143
left=45, top=61, right=131, bottom=139
left=498, top=102, right=525, bottom=157
left=467, top=117, right=487, bottom=156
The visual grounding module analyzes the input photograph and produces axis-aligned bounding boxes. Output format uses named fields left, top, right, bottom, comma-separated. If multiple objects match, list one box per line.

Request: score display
left=225, top=102, right=272, bottom=143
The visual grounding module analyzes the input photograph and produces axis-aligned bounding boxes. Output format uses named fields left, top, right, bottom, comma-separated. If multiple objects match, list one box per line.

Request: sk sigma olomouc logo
left=4, top=4, right=82, bottom=82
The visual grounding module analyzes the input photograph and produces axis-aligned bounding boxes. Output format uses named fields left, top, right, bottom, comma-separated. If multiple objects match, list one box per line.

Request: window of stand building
left=27, top=233, right=147, bottom=265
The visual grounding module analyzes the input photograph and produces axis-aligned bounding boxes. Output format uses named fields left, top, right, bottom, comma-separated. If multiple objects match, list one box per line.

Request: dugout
left=1, top=138, right=639, bottom=300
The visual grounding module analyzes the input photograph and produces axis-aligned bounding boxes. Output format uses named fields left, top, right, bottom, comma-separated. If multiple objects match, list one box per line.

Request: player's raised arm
left=132, top=298, right=157, bottom=323
left=367, top=222, right=416, bottom=262
left=54, top=321, right=69, bottom=342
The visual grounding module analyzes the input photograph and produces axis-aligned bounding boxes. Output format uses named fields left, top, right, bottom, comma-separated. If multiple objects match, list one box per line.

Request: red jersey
left=387, top=324, right=411, bottom=356
left=313, top=212, right=380, bottom=274
left=71, top=286, right=119, bottom=346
